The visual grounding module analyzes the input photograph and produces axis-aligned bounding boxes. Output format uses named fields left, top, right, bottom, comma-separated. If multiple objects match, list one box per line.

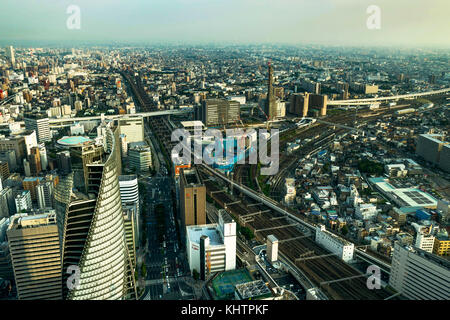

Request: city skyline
left=1, top=0, right=450, bottom=48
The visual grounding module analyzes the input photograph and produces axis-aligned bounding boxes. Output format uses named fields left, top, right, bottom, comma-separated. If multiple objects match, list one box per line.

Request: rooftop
left=187, top=224, right=223, bottom=246
left=57, top=136, right=92, bottom=147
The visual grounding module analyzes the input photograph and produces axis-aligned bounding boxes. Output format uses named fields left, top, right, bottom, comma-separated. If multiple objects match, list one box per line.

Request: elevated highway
left=328, top=88, right=449, bottom=105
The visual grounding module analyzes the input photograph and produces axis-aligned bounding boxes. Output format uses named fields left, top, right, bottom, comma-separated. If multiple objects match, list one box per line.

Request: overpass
left=328, top=88, right=450, bottom=105
left=0, top=108, right=192, bottom=128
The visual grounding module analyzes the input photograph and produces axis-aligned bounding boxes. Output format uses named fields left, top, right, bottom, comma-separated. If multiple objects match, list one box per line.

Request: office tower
left=414, top=232, right=435, bottom=253
left=186, top=210, right=236, bottom=280
left=119, top=134, right=128, bottom=157
left=7, top=213, right=63, bottom=300
left=389, top=242, right=449, bottom=300
left=128, top=145, right=152, bottom=173
left=0, top=217, right=13, bottom=281
left=180, top=168, right=206, bottom=228
left=74, top=100, right=83, bottom=112
left=118, top=116, right=144, bottom=143
left=289, top=93, right=309, bottom=117
left=21, top=130, right=38, bottom=156
left=28, top=147, right=42, bottom=176
left=416, top=134, right=450, bottom=173
left=38, top=143, right=48, bottom=171
left=22, top=177, right=43, bottom=201
left=0, top=161, right=9, bottom=180
left=265, top=62, right=277, bottom=120
left=0, top=136, right=26, bottom=165
left=57, top=151, right=72, bottom=175
left=308, top=94, right=328, bottom=116
left=267, top=234, right=279, bottom=264
left=0, top=150, right=17, bottom=172
left=197, top=99, right=240, bottom=127
left=123, top=206, right=137, bottom=269
left=0, top=187, right=14, bottom=216
left=24, top=113, right=51, bottom=143
left=14, top=191, right=32, bottom=213
left=23, top=159, right=31, bottom=177
left=36, top=182, right=54, bottom=210
left=119, top=175, right=140, bottom=249
left=301, top=79, right=321, bottom=95
left=6, top=46, right=15, bottom=65
left=58, top=124, right=136, bottom=300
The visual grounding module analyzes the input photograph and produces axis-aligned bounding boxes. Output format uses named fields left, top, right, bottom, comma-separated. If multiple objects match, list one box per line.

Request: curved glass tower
left=57, top=124, right=136, bottom=300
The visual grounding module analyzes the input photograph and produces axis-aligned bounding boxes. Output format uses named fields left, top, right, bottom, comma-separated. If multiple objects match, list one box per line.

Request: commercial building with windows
left=14, top=190, right=32, bottom=213
left=196, top=98, right=240, bottom=127
left=118, top=116, right=145, bottom=143
left=119, top=175, right=140, bottom=252
left=7, top=213, right=63, bottom=300
left=128, top=144, right=152, bottom=173
left=186, top=210, right=236, bottom=280
left=416, top=134, right=450, bottom=172
left=389, top=242, right=450, bottom=300
left=24, top=113, right=51, bottom=143
left=180, top=168, right=206, bottom=228
left=56, top=123, right=136, bottom=300
left=315, top=225, right=354, bottom=262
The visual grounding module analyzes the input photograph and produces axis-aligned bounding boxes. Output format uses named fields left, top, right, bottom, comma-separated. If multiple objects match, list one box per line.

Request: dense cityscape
left=0, top=1, right=449, bottom=308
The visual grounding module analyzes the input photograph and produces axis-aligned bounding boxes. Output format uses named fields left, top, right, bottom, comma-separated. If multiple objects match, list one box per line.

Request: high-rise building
left=267, top=234, right=279, bottom=264
left=36, top=181, right=54, bottom=210
left=5, top=46, right=15, bottom=65
left=0, top=150, right=17, bottom=172
left=57, top=150, right=72, bottom=175
left=0, top=136, right=26, bottom=165
left=38, top=143, right=48, bottom=171
left=414, top=232, right=435, bottom=253
left=28, top=146, right=42, bottom=176
left=289, top=93, right=309, bottom=117
left=7, top=213, right=63, bottom=300
left=118, top=116, right=144, bottom=143
left=128, top=144, right=152, bottom=173
left=57, top=123, right=136, bottom=300
left=14, top=190, right=32, bottom=213
left=24, top=114, right=51, bottom=143
left=416, top=134, right=450, bottom=173
left=186, top=210, right=236, bottom=280
left=309, top=94, right=328, bottom=116
left=180, top=168, right=206, bottom=228
left=119, top=175, right=140, bottom=250
left=0, top=186, right=14, bottom=217
left=196, top=99, right=240, bottom=127
left=22, top=177, right=43, bottom=201
left=0, top=161, right=9, bottom=180
left=0, top=217, right=14, bottom=281
left=389, top=242, right=449, bottom=300
left=265, top=62, right=277, bottom=120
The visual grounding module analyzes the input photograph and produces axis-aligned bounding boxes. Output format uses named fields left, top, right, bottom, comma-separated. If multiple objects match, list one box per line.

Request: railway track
left=199, top=168, right=391, bottom=300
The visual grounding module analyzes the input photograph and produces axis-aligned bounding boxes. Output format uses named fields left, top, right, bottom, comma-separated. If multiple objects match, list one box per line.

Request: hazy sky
left=1, top=0, right=449, bottom=47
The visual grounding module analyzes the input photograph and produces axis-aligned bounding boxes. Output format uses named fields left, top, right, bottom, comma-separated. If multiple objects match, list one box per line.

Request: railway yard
left=122, top=69, right=446, bottom=300
left=199, top=167, right=393, bottom=300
